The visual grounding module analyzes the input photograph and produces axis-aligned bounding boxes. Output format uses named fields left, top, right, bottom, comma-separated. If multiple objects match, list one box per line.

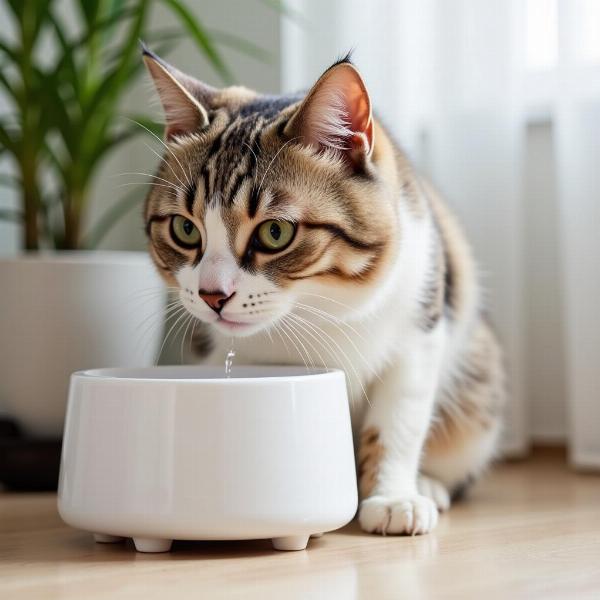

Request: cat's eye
left=170, top=215, right=201, bottom=248
left=255, top=220, right=296, bottom=252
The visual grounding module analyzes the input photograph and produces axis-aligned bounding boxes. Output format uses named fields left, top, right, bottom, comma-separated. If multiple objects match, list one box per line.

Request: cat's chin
left=211, top=316, right=269, bottom=338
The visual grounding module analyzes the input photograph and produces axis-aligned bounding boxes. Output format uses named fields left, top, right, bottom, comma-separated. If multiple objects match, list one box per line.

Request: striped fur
left=143, top=52, right=506, bottom=536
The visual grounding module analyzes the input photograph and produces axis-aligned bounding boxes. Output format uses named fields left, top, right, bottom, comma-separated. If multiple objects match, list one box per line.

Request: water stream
left=224, top=338, right=235, bottom=378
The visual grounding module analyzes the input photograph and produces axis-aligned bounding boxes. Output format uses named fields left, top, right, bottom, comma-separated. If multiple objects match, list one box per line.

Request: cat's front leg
left=358, top=326, right=446, bottom=535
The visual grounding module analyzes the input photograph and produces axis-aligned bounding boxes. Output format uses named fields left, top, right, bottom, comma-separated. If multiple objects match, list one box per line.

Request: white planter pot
left=0, top=252, right=165, bottom=438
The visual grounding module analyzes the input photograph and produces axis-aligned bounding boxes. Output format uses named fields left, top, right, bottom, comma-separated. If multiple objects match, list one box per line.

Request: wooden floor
left=1, top=449, right=599, bottom=599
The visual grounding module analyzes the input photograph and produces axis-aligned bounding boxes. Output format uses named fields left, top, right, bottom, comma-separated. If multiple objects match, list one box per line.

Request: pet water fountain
left=58, top=365, right=358, bottom=552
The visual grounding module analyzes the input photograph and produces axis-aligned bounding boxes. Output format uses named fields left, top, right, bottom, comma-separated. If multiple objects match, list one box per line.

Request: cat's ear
left=142, top=46, right=214, bottom=140
left=283, top=58, right=374, bottom=166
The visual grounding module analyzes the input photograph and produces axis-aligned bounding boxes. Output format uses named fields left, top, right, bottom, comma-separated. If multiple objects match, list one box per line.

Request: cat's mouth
left=216, top=316, right=254, bottom=332
left=179, top=294, right=283, bottom=337
left=210, top=312, right=274, bottom=337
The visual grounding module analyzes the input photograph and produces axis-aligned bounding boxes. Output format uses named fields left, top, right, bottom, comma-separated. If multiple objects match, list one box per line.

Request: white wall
left=523, top=121, right=567, bottom=442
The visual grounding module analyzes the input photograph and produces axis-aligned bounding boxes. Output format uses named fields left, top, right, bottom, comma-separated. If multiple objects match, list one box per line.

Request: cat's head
left=143, top=48, right=398, bottom=337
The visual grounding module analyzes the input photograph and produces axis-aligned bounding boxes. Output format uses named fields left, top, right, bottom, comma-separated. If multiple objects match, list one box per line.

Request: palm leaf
left=76, top=0, right=102, bottom=29
left=0, top=173, right=22, bottom=188
left=162, top=0, right=234, bottom=83
left=0, top=40, right=21, bottom=64
left=80, top=3, right=148, bottom=122
left=207, top=29, right=273, bottom=63
left=81, top=187, right=145, bottom=249
left=0, top=122, right=17, bottom=154
left=123, top=115, right=165, bottom=138
left=0, top=68, right=21, bottom=106
left=46, top=10, right=82, bottom=100
left=259, top=0, right=307, bottom=24
left=0, top=208, right=22, bottom=222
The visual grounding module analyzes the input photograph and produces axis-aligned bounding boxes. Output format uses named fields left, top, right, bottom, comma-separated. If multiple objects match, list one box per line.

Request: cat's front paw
left=417, top=474, right=451, bottom=512
left=358, top=494, right=439, bottom=535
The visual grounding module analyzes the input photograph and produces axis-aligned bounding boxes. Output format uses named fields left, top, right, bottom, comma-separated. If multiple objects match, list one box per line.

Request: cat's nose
left=198, top=289, right=235, bottom=314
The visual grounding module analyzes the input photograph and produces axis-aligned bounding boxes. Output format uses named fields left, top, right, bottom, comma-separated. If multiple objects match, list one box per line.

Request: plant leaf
left=0, top=208, right=22, bottom=222
left=123, top=115, right=165, bottom=138
left=258, top=0, right=307, bottom=25
left=76, top=0, right=101, bottom=29
left=81, top=187, right=145, bottom=249
left=0, top=122, right=17, bottom=154
left=206, top=29, right=272, bottom=63
left=46, top=10, right=81, bottom=100
left=0, top=39, right=21, bottom=64
left=161, top=0, right=234, bottom=83
left=147, top=27, right=271, bottom=63
left=0, top=173, right=22, bottom=188
left=80, top=3, right=148, bottom=125
left=0, top=67, right=21, bottom=105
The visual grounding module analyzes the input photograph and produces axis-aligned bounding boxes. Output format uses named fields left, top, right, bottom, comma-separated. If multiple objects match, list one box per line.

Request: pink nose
left=198, top=290, right=234, bottom=314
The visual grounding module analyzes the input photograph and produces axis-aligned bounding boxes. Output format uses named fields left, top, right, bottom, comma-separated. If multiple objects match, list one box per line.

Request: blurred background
left=0, top=0, right=599, bottom=486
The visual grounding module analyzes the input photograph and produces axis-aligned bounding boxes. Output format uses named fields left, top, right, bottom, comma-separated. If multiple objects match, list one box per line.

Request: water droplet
left=225, top=337, right=235, bottom=378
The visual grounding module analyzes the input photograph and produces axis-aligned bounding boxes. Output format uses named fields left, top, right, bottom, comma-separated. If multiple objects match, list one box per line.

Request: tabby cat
left=142, top=47, right=505, bottom=535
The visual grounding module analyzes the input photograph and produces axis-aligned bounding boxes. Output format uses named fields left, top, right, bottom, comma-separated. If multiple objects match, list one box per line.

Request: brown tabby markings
left=419, top=234, right=446, bottom=331
left=358, top=426, right=385, bottom=498
left=144, top=95, right=397, bottom=289
left=426, top=321, right=505, bottom=457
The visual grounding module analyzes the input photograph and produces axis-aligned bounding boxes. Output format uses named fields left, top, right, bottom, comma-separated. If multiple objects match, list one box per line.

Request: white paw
left=359, top=494, right=439, bottom=535
left=417, top=474, right=451, bottom=512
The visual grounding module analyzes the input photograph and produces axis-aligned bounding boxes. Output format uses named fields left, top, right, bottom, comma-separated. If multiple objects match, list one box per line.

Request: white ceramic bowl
left=58, top=366, right=357, bottom=553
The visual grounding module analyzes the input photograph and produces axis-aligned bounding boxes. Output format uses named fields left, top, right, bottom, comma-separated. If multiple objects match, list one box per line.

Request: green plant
left=0, top=0, right=269, bottom=250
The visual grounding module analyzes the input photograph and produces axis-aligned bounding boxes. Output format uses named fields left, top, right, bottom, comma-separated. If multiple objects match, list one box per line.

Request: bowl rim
left=72, top=365, right=345, bottom=384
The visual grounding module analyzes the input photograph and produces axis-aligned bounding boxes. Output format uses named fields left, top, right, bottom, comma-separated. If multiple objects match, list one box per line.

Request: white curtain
left=281, top=0, right=600, bottom=466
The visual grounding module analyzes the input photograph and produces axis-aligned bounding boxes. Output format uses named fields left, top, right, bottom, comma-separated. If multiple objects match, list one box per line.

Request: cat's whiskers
left=269, top=322, right=292, bottom=358
left=154, top=305, right=190, bottom=365
left=256, top=137, right=299, bottom=197
left=281, top=315, right=317, bottom=371
left=277, top=318, right=310, bottom=372
left=292, top=303, right=381, bottom=383
left=294, top=301, right=371, bottom=344
left=126, top=295, right=177, bottom=330
left=126, top=284, right=178, bottom=298
left=133, top=300, right=185, bottom=359
left=241, top=141, right=259, bottom=191
left=120, top=286, right=175, bottom=353
left=112, top=171, right=187, bottom=196
left=265, top=296, right=377, bottom=393
left=297, top=292, right=372, bottom=323
left=262, top=325, right=275, bottom=346
left=117, top=181, right=183, bottom=193
left=175, top=313, right=191, bottom=364
left=121, top=284, right=175, bottom=308
left=188, top=316, right=199, bottom=355
left=285, top=312, right=371, bottom=405
left=125, top=118, right=193, bottom=189
left=180, top=313, right=196, bottom=364
left=142, top=142, right=194, bottom=194
left=281, top=314, right=330, bottom=373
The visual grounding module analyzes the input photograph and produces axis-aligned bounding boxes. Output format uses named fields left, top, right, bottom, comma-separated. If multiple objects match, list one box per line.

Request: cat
left=142, top=47, right=506, bottom=536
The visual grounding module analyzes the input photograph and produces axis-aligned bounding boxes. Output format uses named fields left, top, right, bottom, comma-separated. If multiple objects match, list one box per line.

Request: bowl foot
left=272, top=535, right=309, bottom=551
left=93, top=533, right=125, bottom=544
left=310, top=532, right=324, bottom=538
left=133, top=537, right=173, bottom=553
